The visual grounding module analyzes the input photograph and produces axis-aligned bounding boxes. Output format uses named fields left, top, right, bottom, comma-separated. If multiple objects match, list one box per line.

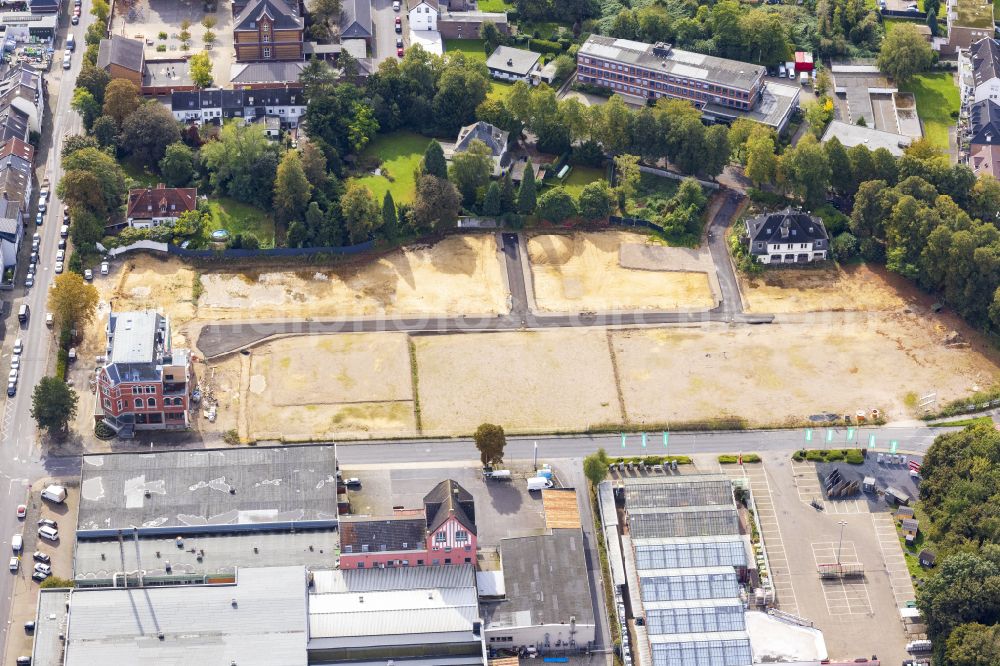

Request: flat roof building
left=77, top=446, right=339, bottom=538
left=55, top=566, right=309, bottom=666
left=482, top=528, right=596, bottom=653
left=308, top=565, right=486, bottom=664
left=821, top=119, right=912, bottom=156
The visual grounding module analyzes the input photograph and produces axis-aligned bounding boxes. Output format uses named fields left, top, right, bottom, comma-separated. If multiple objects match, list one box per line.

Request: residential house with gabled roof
left=337, top=480, right=478, bottom=570
left=968, top=98, right=1000, bottom=181
left=233, top=0, right=304, bottom=62
left=0, top=199, right=22, bottom=278
left=0, top=66, right=42, bottom=136
left=126, top=184, right=198, bottom=229
left=97, top=35, right=145, bottom=87
left=744, top=208, right=829, bottom=264
left=340, top=0, right=373, bottom=42
left=95, top=311, right=192, bottom=438
left=454, top=120, right=510, bottom=177
left=408, top=0, right=439, bottom=31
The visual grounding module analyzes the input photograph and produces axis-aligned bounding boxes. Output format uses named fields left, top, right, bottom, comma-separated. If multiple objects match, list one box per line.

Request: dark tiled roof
left=455, top=121, right=507, bottom=157
left=126, top=185, right=198, bottom=220
left=423, top=480, right=476, bottom=535
left=971, top=38, right=1000, bottom=87
left=0, top=107, right=29, bottom=143
left=339, top=516, right=427, bottom=553
left=234, top=0, right=303, bottom=31
left=340, top=0, right=372, bottom=39
left=230, top=61, right=304, bottom=85
left=969, top=99, right=1000, bottom=145
left=171, top=90, right=200, bottom=111
left=97, top=36, right=145, bottom=73
left=745, top=208, right=828, bottom=255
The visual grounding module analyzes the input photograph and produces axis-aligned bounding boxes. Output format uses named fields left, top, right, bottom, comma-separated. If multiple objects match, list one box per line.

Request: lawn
left=476, top=0, right=513, bottom=10
left=352, top=131, right=431, bottom=204
left=488, top=81, right=515, bottom=102
left=899, top=72, right=959, bottom=151
left=444, top=39, right=488, bottom=62
left=552, top=166, right=605, bottom=196
left=122, top=158, right=160, bottom=188
left=206, top=197, right=275, bottom=247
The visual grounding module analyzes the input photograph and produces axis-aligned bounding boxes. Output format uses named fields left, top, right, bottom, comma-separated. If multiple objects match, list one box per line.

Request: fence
left=609, top=215, right=664, bottom=233
left=107, top=238, right=376, bottom=260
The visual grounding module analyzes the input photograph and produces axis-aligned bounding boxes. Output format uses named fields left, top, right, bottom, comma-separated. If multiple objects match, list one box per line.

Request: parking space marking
left=811, top=540, right=872, bottom=615
left=824, top=498, right=869, bottom=515
left=720, top=465, right=799, bottom=616
left=872, top=513, right=917, bottom=606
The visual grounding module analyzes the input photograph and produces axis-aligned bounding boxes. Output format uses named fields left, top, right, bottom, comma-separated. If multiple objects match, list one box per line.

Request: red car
left=15, top=506, right=25, bottom=520
left=397, top=47, right=404, bottom=57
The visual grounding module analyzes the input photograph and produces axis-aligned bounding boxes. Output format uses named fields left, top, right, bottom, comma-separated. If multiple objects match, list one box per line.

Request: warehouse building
left=308, top=565, right=486, bottom=664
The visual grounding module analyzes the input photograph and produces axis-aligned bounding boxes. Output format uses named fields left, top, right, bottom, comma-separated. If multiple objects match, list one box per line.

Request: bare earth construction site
left=71, top=230, right=1000, bottom=442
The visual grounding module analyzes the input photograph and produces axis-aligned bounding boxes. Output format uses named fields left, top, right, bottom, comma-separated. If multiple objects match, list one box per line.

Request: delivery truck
left=527, top=477, right=553, bottom=492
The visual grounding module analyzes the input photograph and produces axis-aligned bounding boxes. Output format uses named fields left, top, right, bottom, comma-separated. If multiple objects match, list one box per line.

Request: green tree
left=474, top=423, right=506, bottom=467
left=92, top=115, right=117, bottom=149
left=120, top=102, right=182, bottom=163
left=848, top=143, right=876, bottom=183
left=171, top=209, right=205, bottom=238
left=803, top=97, right=834, bottom=138
left=309, top=0, right=342, bottom=40
left=340, top=182, right=381, bottom=244
left=970, top=173, right=1000, bottom=222
left=102, top=78, right=142, bottom=127
left=159, top=142, right=196, bottom=187
left=69, top=208, right=107, bottom=247
left=432, top=54, right=490, bottom=135
left=481, top=20, right=503, bottom=54
left=273, top=149, right=313, bottom=227
left=745, top=131, right=777, bottom=186
left=552, top=54, right=576, bottom=82
left=412, top=175, right=461, bottom=232
left=422, top=139, right=448, bottom=179
left=287, top=221, right=308, bottom=248
left=499, top=172, right=516, bottom=214
left=517, top=166, right=537, bottom=214
left=75, top=62, right=110, bottom=103
left=300, top=141, right=328, bottom=189
left=58, top=148, right=127, bottom=215
left=536, top=186, right=578, bottom=223
left=381, top=191, right=397, bottom=238
left=577, top=180, right=616, bottom=221
left=31, top=378, right=78, bottom=434
left=61, top=134, right=98, bottom=159
left=824, top=137, right=855, bottom=196
left=739, top=7, right=790, bottom=65
left=583, top=448, right=610, bottom=487
left=613, top=154, right=640, bottom=209
left=830, top=231, right=859, bottom=261
left=945, top=623, right=1000, bottom=666
left=449, top=139, right=493, bottom=207
left=701, top=124, right=731, bottom=179
left=926, top=8, right=939, bottom=36
left=877, top=22, right=934, bottom=84
left=189, top=51, right=213, bottom=88
left=779, top=135, right=831, bottom=207
left=48, top=272, right=99, bottom=331
left=482, top=181, right=501, bottom=217
left=814, top=69, right=832, bottom=97
left=200, top=121, right=280, bottom=208
left=71, top=88, right=100, bottom=130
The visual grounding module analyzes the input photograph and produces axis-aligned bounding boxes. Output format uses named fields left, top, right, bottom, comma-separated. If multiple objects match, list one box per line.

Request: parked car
left=31, top=570, right=48, bottom=582
left=24, top=621, right=34, bottom=633
left=11, top=534, right=22, bottom=552
left=45, top=312, right=53, bottom=327
left=344, top=477, right=361, bottom=487
left=33, top=563, right=51, bottom=575
left=8, top=557, right=18, bottom=572
left=393, top=0, right=400, bottom=9
left=396, top=36, right=403, bottom=48
left=6, top=383, right=14, bottom=397
left=15, top=505, right=25, bottom=519
left=8, top=369, right=17, bottom=383
left=62, top=53, right=71, bottom=69
left=57, top=238, right=66, bottom=250
left=56, top=249, right=64, bottom=262
left=10, top=356, right=19, bottom=370
left=24, top=274, right=32, bottom=288
left=38, top=187, right=48, bottom=203
left=37, top=525, right=57, bottom=541
left=54, top=261, right=63, bottom=274
left=38, top=200, right=46, bottom=213
left=37, top=518, right=57, bottom=529
left=397, top=47, right=404, bottom=57
left=32, top=551, right=50, bottom=563
left=101, top=261, right=109, bottom=275
left=13, top=339, right=23, bottom=355
left=34, top=212, right=41, bottom=225
left=71, top=13, right=78, bottom=23
left=395, top=17, right=402, bottom=32
left=15, top=656, right=30, bottom=666
left=84, top=269, right=93, bottom=281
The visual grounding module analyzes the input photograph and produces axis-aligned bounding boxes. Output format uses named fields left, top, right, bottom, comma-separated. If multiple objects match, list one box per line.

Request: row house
left=339, top=479, right=478, bottom=569
left=170, top=87, right=306, bottom=128
left=95, top=311, right=192, bottom=438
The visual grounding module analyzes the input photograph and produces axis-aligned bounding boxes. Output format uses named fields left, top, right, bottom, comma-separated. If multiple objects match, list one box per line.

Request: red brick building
left=95, top=311, right=192, bottom=438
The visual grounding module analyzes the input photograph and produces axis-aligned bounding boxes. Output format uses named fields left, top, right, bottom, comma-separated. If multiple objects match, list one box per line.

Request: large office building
left=576, top=35, right=799, bottom=131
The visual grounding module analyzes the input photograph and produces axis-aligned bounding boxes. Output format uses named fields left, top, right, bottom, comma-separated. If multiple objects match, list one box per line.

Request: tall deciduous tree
left=340, top=182, right=381, bottom=243
left=412, top=175, right=461, bottom=232
left=474, top=423, right=506, bottom=467
left=58, top=147, right=127, bottom=215
left=120, top=102, right=182, bottom=163
left=300, top=141, right=328, bottom=189
left=31, top=378, right=78, bottom=434
left=583, top=448, right=610, bottom=487
left=189, top=51, right=213, bottom=88
left=159, top=142, right=196, bottom=187
left=102, top=79, right=142, bottom=127
left=578, top=180, right=616, bottom=221
left=92, top=115, right=117, bottom=149
left=274, top=149, right=312, bottom=227
left=779, top=134, right=831, bottom=207
left=75, top=62, right=110, bottom=103
left=48, top=272, right=99, bottom=331
left=745, top=130, right=777, bottom=186
left=200, top=121, right=280, bottom=208
left=71, top=88, right=100, bottom=130
left=449, top=139, right=493, bottom=207
left=877, top=22, right=933, bottom=84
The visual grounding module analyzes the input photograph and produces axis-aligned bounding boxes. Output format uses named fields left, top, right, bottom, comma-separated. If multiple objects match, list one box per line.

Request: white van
left=40, top=485, right=66, bottom=504
left=527, top=477, right=553, bottom=492
left=66, top=33, right=75, bottom=51
left=778, top=63, right=786, bottom=78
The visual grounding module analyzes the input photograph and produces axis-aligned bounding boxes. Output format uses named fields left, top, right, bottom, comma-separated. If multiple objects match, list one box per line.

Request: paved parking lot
left=759, top=452, right=910, bottom=664
left=341, top=462, right=547, bottom=547
left=871, top=512, right=917, bottom=607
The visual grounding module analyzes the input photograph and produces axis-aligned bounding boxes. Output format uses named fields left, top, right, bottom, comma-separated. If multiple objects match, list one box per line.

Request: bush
left=40, top=576, right=73, bottom=589
left=845, top=450, right=864, bottom=464
left=793, top=448, right=861, bottom=463
left=718, top=453, right=761, bottom=464
left=747, top=188, right=788, bottom=207
left=156, top=44, right=167, bottom=52
left=158, top=31, right=168, bottom=39
left=223, top=429, right=239, bottom=445
left=831, top=232, right=859, bottom=261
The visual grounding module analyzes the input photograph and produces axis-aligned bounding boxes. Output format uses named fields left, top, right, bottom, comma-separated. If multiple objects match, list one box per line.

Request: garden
left=351, top=131, right=432, bottom=204
left=900, top=72, right=960, bottom=151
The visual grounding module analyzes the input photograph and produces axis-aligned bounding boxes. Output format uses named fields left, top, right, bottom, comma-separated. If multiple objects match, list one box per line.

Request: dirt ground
left=239, top=333, right=415, bottom=441
left=527, top=231, right=716, bottom=312
left=196, top=234, right=506, bottom=322
left=413, top=329, right=622, bottom=436
left=613, top=314, right=1000, bottom=425
left=739, top=263, right=911, bottom=313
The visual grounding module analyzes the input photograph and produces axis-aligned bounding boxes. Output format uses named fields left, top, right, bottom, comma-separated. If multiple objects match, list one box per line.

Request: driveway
left=372, top=0, right=403, bottom=65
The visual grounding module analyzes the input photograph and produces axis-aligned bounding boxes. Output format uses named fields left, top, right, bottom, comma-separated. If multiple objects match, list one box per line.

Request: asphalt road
left=371, top=0, right=403, bottom=65
left=0, top=5, right=91, bottom=657
left=197, top=198, right=771, bottom=357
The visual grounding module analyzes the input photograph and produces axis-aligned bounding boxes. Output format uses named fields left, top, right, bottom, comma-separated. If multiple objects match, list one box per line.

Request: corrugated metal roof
left=63, top=566, right=308, bottom=666
left=312, top=563, right=475, bottom=594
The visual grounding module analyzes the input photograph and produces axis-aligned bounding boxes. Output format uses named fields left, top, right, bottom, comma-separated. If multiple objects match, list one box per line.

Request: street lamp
left=836, top=520, right=848, bottom=566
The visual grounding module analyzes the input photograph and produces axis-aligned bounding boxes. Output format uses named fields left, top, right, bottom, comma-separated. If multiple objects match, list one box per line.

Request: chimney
left=156, top=183, right=165, bottom=189
left=780, top=220, right=790, bottom=239
left=507, top=58, right=513, bottom=66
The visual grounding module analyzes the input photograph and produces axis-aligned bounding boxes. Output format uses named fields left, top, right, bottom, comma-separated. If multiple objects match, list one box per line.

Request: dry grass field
left=739, top=263, right=910, bottom=313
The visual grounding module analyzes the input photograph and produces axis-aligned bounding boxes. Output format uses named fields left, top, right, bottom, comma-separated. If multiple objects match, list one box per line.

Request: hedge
left=718, top=453, right=761, bottom=464
left=610, top=455, right=693, bottom=465
left=792, top=448, right=865, bottom=464
left=529, top=38, right=564, bottom=55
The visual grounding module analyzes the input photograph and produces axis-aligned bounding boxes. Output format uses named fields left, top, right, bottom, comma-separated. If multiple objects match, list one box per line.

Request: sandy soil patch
left=244, top=333, right=416, bottom=440
left=613, top=314, right=1000, bottom=425
left=414, top=329, right=621, bottom=435
left=527, top=231, right=715, bottom=312
left=739, top=263, right=911, bottom=313
left=198, top=234, right=506, bottom=320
